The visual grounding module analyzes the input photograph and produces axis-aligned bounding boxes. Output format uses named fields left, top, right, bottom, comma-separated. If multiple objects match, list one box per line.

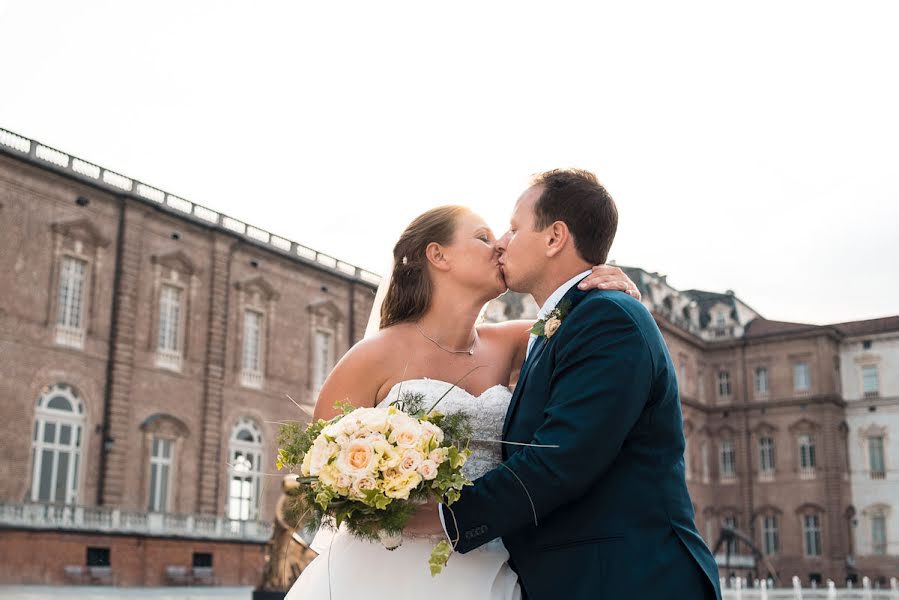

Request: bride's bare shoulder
left=338, top=325, right=413, bottom=370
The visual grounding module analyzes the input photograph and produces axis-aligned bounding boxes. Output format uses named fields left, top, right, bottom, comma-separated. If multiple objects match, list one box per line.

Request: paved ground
left=0, top=587, right=256, bottom=600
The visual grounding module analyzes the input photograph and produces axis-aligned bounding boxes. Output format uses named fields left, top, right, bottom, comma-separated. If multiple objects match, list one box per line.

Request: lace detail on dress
left=381, top=379, right=512, bottom=481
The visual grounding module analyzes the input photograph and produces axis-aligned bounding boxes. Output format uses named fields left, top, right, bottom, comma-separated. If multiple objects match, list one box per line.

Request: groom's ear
left=545, top=221, right=571, bottom=258
left=425, top=242, right=451, bottom=272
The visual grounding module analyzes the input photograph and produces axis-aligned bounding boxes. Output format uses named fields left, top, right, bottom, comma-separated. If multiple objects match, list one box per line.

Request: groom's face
left=496, top=185, right=546, bottom=293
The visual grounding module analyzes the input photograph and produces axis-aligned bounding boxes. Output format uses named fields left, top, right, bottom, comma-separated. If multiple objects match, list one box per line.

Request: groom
left=409, top=169, right=721, bottom=599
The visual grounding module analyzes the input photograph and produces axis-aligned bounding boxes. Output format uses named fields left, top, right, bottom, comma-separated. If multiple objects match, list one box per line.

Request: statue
left=253, top=475, right=317, bottom=600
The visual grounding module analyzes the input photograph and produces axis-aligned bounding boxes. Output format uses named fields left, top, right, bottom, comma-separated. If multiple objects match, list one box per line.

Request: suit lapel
left=501, top=280, right=594, bottom=440
left=502, top=335, right=547, bottom=439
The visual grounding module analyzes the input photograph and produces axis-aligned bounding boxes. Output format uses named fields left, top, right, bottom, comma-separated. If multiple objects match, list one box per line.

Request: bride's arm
left=312, top=335, right=391, bottom=421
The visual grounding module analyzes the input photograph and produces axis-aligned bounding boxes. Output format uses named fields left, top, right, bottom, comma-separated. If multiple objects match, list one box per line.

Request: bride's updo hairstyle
left=380, top=205, right=470, bottom=329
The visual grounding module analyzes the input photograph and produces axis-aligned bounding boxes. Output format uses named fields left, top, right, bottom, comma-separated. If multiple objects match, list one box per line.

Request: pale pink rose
left=352, top=476, right=377, bottom=496
left=418, top=460, right=439, bottom=481
left=336, top=473, right=353, bottom=489
left=428, top=448, right=448, bottom=464
left=399, top=450, right=423, bottom=473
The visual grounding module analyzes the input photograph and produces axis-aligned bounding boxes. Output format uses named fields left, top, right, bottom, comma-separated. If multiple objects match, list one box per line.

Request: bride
left=285, top=205, right=638, bottom=599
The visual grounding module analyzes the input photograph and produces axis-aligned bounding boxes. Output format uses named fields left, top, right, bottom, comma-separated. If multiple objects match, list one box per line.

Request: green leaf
left=429, top=540, right=453, bottom=576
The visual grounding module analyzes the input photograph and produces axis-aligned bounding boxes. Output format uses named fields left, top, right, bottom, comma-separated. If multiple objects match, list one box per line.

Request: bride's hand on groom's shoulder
left=403, top=500, right=445, bottom=538
left=577, top=265, right=641, bottom=300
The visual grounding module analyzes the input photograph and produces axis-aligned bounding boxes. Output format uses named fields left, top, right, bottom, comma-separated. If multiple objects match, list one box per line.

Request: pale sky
left=2, top=1, right=897, bottom=325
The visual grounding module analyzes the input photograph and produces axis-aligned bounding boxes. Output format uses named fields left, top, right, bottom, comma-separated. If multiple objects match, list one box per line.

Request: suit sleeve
left=443, top=296, right=655, bottom=553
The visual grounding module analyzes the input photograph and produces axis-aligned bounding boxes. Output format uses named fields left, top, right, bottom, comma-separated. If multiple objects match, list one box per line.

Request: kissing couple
left=286, top=169, right=721, bottom=600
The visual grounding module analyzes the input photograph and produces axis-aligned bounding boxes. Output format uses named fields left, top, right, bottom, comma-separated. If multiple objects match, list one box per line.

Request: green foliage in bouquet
left=276, top=385, right=474, bottom=575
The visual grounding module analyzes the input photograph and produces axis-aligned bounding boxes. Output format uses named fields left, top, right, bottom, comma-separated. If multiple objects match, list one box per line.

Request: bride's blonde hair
left=380, top=205, right=470, bottom=329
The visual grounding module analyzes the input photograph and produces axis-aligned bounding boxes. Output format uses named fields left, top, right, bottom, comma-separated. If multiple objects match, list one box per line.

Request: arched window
left=228, top=418, right=263, bottom=521
left=31, top=383, right=85, bottom=504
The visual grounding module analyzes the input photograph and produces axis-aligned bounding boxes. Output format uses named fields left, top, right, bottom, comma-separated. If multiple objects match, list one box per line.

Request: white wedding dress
left=285, top=378, right=521, bottom=600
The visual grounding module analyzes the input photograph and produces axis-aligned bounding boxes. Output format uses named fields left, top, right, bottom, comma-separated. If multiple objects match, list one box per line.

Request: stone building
left=838, top=318, right=899, bottom=580
left=0, top=129, right=378, bottom=586
left=487, top=267, right=898, bottom=586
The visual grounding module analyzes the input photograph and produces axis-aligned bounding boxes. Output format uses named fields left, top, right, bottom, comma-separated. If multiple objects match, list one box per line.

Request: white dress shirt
left=525, top=270, right=593, bottom=358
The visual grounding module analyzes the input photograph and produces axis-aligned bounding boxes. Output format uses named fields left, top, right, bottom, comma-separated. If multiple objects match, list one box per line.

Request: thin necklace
left=415, top=322, right=476, bottom=356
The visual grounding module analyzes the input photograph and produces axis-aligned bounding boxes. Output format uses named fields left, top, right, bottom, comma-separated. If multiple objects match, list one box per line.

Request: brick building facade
left=0, top=129, right=378, bottom=586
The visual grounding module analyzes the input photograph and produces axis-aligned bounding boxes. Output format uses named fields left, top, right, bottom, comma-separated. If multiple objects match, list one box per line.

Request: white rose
left=417, top=460, right=439, bottom=480
left=359, top=408, right=390, bottom=433
left=421, top=422, right=445, bottom=445
left=389, top=423, right=423, bottom=449
left=308, top=438, right=337, bottom=475
left=387, top=411, right=416, bottom=429
left=399, top=449, right=423, bottom=473
left=336, top=473, right=353, bottom=489
left=300, top=450, right=313, bottom=476
left=322, top=422, right=342, bottom=438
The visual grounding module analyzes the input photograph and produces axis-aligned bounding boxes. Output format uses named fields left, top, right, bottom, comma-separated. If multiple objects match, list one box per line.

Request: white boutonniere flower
left=530, top=299, right=572, bottom=339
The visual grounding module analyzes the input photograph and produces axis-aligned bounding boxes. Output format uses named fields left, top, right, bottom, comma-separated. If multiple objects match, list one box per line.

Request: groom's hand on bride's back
left=577, top=265, right=641, bottom=300
left=403, top=500, right=444, bottom=537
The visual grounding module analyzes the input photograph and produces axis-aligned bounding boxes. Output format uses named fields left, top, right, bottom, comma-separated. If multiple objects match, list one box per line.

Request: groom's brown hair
left=531, top=168, right=618, bottom=265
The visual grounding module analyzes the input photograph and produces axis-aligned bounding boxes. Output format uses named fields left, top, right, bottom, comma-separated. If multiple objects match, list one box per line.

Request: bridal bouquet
left=277, top=388, right=473, bottom=575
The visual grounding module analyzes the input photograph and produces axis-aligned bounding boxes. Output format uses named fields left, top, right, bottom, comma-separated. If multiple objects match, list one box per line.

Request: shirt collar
left=537, top=270, right=593, bottom=320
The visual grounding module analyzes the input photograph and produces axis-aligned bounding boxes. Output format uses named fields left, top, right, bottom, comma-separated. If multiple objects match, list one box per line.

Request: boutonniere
left=530, top=299, right=572, bottom=339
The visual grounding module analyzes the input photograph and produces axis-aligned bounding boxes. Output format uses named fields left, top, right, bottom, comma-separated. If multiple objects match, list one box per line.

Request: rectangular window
left=158, top=285, right=181, bottom=352
left=57, top=257, right=86, bottom=329
left=156, top=285, right=183, bottom=370
left=759, top=437, right=776, bottom=476
left=803, top=514, right=821, bottom=556
left=242, top=310, right=262, bottom=372
left=869, top=436, right=885, bottom=479
left=799, top=435, right=816, bottom=475
left=872, top=515, right=887, bottom=556
left=763, top=515, right=779, bottom=555
left=240, top=310, right=264, bottom=388
left=56, top=256, right=87, bottom=348
left=192, top=552, right=213, bottom=568
left=794, top=363, right=810, bottom=392
left=148, top=438, right=173, bottom=512
left=720, top=440, right=736, bottom=479
left=862, top=365, right=879, bottom=398
left=312, top=330, right=333, bottom=392
left=86, top=547, right=110, bottom=567
left=755, top=367, right=769, bottom=396
left=718, top=371, right=731, bottom=399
